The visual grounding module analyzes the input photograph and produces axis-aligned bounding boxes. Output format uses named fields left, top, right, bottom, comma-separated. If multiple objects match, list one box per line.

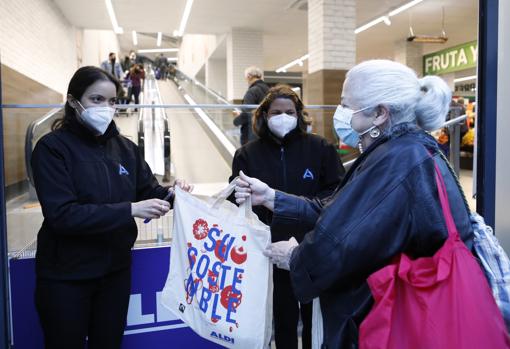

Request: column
left=305, top=0, right=356, bottom=142
left=394, top=41, right=423, bottom=77
left=495, top=0, right=510, bottom=249
left=226, top=28, right=263, bottom=102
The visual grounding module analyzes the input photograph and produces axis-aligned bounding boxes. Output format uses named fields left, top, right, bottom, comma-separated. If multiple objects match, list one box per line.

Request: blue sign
left=9, top=246, right=224, bottom=348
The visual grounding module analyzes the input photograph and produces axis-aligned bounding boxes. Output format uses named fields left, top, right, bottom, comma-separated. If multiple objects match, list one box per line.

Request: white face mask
left=76, top=101, right=115, bottom=135
left=267, top=113, right=298, bottom=138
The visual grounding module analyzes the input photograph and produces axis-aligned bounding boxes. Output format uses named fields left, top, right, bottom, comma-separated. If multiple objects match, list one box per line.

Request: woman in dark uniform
left=31, top=66, right=191, bottom=348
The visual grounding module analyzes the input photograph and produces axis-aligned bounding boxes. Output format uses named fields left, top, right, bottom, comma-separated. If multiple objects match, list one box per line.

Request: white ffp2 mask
left=268, top=113, right=297, bottom=138
left=77, top=103, right=115, bottom=135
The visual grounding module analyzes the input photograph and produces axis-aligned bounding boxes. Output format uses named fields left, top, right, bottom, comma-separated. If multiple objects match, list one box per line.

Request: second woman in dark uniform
left=228, top=85, right=344, bottom=349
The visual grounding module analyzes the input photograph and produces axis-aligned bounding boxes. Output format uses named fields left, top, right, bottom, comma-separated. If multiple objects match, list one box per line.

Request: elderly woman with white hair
left=234, top=60, right=476, bottom=348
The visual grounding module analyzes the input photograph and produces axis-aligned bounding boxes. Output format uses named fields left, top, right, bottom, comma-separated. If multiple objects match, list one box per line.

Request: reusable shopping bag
left=358, top=159, right=510, bottom=349
left=161, top=181, right=273, bottom=348
left=471, top=212, right=510, bottom=332
left=311, top=298, right=323, bottom=349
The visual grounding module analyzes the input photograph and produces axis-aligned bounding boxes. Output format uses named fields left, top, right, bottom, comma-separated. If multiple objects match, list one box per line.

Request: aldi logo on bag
left=184, top=218, right=248, bottom=330
left=210, top=331, right=235, bottom=344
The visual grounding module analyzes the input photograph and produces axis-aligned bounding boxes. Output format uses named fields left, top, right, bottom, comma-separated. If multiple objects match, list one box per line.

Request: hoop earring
left=369, top=127, right=381, bottom=139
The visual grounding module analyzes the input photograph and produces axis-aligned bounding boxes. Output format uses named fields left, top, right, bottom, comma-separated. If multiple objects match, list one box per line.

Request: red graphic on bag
left=221, top=285, right=242, bottom=310
left=185, top=219, right=247, bottom=329
left=192, top=219, right=209, bottom=240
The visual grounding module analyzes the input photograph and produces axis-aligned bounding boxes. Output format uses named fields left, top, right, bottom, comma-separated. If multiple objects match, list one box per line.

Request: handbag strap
left=432, top=158, right=459, bottom=238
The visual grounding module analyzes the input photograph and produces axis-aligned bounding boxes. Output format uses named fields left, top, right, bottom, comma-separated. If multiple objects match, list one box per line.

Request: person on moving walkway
left=100, top=52, right=123, bottom=80
left=127, top=64, right=145, bottom=112
left=31, top=66, right=192, bottom=349
left=233, top=66, right=270, bottom=145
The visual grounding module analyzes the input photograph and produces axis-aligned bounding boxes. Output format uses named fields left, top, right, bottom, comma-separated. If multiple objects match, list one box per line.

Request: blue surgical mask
left=333, top=105, right=374, bottom=148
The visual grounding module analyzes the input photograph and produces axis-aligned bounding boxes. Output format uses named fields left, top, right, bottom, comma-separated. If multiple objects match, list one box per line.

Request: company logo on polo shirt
left=119, top=164, right=130, bottom=176
left=303, top=168, right=314, bottom=180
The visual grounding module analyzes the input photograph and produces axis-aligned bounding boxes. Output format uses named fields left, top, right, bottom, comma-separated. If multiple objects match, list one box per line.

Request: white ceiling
left=53, top=0, right=479, bottom=71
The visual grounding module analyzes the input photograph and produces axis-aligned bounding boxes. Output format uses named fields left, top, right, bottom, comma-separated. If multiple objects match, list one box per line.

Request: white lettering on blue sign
left=125, top=291, right=182, bottom=335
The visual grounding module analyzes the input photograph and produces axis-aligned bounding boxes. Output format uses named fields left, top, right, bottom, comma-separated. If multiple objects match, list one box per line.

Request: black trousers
left=35, top=267, right=131, bottom=349
left=273, top=268, right=312, bottom=349
left=129, top=86, right=141, bottom=109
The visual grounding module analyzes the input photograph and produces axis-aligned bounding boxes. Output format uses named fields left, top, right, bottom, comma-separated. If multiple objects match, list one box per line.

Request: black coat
left=233, top=79, right=269, bottom=145
left=31, top=116, right=168, bottom=280
left=229, top=128, right=344, bottom=243
left=271, top=123, right=474, bottom=349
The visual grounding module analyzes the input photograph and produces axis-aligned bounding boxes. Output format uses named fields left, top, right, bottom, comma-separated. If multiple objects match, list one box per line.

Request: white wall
left=80, top=30, right=121, bottom=68
left=178, top=34, right=217, bottom=78
left=206, top=59, right=227, bottom=97
left=0, top=0, right=77, bottom=95
left=496, top=0, right=510, bottom=250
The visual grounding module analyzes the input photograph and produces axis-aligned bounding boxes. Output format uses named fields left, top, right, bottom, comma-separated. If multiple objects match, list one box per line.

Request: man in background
left=100, top=52, right=123, bottom=80
left=233, top=66, right=269, bottom=145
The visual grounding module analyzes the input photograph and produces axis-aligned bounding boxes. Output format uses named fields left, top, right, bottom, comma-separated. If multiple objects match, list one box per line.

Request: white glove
left=263, top=237, right=299, bottom=271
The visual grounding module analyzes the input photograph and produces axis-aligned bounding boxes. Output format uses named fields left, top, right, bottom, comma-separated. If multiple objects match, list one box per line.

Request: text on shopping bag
left=184, top=218, right=249, bottom=327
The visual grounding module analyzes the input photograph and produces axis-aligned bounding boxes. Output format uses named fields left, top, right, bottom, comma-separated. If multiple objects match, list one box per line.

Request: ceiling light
left=407, top=35, right=448, bottom=43
left=105, top=0, right=123, bottom=34
left=355, top=0, right=424, bottom=34
left=276, top=54, right=309, bottom=73
left=355, top=16, right=386, bottom=34
left=157, top=32, right=162, bottom=47
left=175, top=0, right=194, bottom=37
left=137, top=48, right=179, bottom=53
left=454, top=75, right=477, bottom=83
left=132, top=31, right=138, bottom=46
left=389, top=0, right=424, bottom=17
left=407, top=27, right=448, bottom=43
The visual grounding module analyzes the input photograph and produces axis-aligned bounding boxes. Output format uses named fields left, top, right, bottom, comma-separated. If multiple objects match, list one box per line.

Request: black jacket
left=31, top=116, right=168, bottom=280
left=233, top=79, right=269, bottom=145
left=271, top=123, right=474, bottom=348
left=229, top=129, right=344, bottom=243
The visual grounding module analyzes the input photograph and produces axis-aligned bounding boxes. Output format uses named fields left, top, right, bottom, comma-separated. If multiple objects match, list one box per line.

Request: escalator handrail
left=25, top=108, right=62, bottom=186
left=175, top=70, right=232, bottom=106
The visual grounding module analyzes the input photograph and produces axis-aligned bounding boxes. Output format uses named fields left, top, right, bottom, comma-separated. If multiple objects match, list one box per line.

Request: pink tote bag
left=359, top=160, right=510, bottom=349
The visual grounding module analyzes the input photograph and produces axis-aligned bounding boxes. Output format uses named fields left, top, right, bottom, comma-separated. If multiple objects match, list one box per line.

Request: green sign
left=423, top=41, right=478, bottom=75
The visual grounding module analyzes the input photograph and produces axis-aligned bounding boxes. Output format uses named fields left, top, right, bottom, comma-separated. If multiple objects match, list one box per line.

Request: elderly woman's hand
left=235, top=171, right=276, bottom=210
left=263, top=237, right=299, bottom=270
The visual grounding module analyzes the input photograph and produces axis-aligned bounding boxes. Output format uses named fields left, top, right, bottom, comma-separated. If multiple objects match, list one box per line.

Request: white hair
left=345, top=60, right=451, bottom=132
left=244, top=66, right=263, bottom=79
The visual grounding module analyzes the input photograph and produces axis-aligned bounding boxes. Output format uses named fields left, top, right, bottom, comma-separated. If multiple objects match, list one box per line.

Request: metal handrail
left=4, top=103, right=339, bottom=110
left=342, top=114, right=471, bottom=173
left=24, top=108, right=62, bottom=187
